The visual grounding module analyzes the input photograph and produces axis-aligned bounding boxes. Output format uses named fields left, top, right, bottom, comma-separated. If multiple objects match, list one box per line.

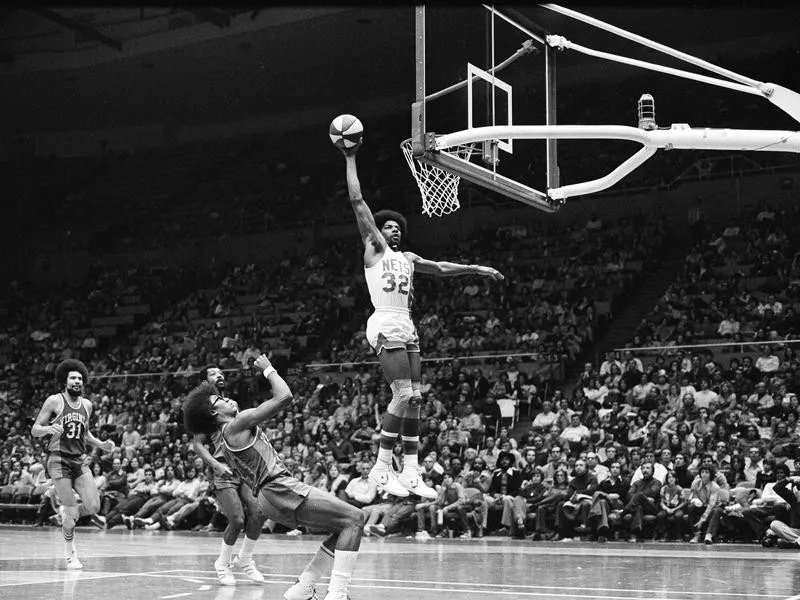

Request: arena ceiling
left=1, top=6, right=799, bottom=137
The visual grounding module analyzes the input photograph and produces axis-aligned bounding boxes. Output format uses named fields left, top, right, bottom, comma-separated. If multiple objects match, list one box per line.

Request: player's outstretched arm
left=341, top=153, right=385, bottom=253
left=405, top=251, right=504, bottom=280
left=226, top=354, right=293, bottom=436
left=31, top=395, right=63, bottom=438
left=192, top=434, right=233, bottom=477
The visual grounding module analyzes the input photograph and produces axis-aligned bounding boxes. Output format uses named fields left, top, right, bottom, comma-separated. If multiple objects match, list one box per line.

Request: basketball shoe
left=368, top=464, right=408, bottom=497
left=283, top=579, right=319, bottom=600
left=232, top=554, right=265, bottom=583
left=65, top=550, right=83, bottom=570
left=214, top=558, right=236, bottom=586
left=397, top=471, right=437, bottom=499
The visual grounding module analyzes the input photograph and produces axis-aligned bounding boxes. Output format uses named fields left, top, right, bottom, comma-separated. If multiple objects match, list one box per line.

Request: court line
left=160, top=594, right=192, bottom=599
left=143, top=575, right=693, bottom=600
left=0, top=569, right=180, bottom=588
left=161, top=569, right=789, bottom=598
left=145, top=573, right=790, bottom=600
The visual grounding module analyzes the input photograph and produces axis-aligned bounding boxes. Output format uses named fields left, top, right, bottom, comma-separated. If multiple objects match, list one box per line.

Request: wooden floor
left=1, top=526, right=800, bottom=600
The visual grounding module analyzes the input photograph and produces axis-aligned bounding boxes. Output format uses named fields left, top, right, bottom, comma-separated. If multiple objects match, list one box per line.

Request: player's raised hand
left=339, top=143, right=362, bottom=158
left=254, top=354, right=273, bottom=372
left=48, top=423, right=64, bottom=437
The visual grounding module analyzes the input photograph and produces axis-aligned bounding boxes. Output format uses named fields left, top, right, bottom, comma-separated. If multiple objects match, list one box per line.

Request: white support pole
left=548, top=146, right=658, bottom=200
left=540, top=3, right=765, bottom=90
left=547, top=36, right=761, bottom=97
left=436, top=125, right=800, bottom=153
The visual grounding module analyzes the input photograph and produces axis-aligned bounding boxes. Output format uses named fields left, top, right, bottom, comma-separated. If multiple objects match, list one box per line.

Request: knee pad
left=387, top=394, right=411, bottom=416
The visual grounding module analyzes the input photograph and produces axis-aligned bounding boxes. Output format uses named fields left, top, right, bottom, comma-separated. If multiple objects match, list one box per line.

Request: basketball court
left=2, top=526, right=800, bottom=600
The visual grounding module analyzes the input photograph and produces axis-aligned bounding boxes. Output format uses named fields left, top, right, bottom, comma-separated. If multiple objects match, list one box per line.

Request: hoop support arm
left=425, top=40, right=537, bottom=103
left=435, top=125, right=800, bottom=153
left=546, top=36, right=760, bottom=97
left=540, top=3, right=765, bottom=90
left=548, top=146, right=657, bottom=200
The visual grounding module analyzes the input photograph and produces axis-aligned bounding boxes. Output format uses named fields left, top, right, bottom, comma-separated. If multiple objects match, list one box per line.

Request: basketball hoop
left=401, top=138, right=476, bottom=217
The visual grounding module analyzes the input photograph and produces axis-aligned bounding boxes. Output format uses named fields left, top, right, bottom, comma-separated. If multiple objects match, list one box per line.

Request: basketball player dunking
left=31, top=359, right=115, bottom=569
left=193, top=365, right=267, bottom=586
left=339, top=145, right=503, bottom=499
left=183, top=353, right=364, bottom=600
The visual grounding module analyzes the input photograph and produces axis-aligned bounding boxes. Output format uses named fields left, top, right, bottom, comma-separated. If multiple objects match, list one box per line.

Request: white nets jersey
left=364, top=246, right=414, bottom=313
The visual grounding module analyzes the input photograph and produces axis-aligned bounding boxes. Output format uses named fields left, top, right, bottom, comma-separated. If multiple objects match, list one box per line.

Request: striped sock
left=298, top=544, right=334, bottom=587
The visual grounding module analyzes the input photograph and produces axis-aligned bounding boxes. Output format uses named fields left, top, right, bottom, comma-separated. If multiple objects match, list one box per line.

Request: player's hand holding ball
left=329, top=114, right=364, bottom=156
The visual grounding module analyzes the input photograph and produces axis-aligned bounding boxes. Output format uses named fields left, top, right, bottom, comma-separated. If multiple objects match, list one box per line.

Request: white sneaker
left=232, top=554, right=265, bottom=583
left=322, top=591, right=350, bottom=600
left=144, top=522, right=161, bottom=530
left=286, top=528, right=303, bottom=536
left=283, top=578, right=319, bottom=600
left=415, top=530, right=431, bottom=541
left=368, top=465, right=409, bottom=498
left=65, top=550, right=83, bottom=570
left=397, top=471, right=437, bottom=499
left=214, top=559, right=236, bottom=586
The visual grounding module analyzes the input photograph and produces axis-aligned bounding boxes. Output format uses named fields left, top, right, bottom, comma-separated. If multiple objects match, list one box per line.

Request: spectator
left=343, top=462, right=378, bottom=509
left=487, top=451, right=526, bottom=538
left=622, top=462, right=661, bottom=542
left=688, top=465, right=723, bottom=544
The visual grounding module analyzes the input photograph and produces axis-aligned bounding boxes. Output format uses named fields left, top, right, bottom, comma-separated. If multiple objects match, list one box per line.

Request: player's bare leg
left=213, top=487, right=245, bottom=585
left=285, top=488, right=365, bottom=600
left=370, top=347, right=412, bottom=497
left=397, top=350, right=436, bottom=499
left=231, top=483, right=266, bottom=583
left=53, top=478, right=82, bottom=569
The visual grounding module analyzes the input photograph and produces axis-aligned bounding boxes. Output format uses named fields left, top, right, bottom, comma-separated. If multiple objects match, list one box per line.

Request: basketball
left=329, top=114, right=364, bottom=151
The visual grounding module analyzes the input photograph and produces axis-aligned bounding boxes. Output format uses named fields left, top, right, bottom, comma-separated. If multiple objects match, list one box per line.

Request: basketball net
left=401, top=139, right=475, bottom=217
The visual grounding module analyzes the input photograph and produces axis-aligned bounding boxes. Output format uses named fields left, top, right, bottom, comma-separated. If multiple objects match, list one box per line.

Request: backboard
left=409, top=5, right=562, bottom=214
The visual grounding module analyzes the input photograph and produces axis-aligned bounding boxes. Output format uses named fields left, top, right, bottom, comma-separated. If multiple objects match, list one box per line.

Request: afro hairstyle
left=55, top=359, right=89, bottom=386
left=182, top=383, right=220, bottom=436
left=373, top=209, right=408, bottom=241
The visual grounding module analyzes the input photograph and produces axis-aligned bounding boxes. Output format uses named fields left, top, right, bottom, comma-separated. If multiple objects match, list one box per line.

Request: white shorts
left=366, top=310, right=420, bottom=355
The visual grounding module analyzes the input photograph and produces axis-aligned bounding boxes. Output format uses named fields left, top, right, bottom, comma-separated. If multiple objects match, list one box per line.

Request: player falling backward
left=339, top=142, right=503, bottom=499
left=183, top=353, right=364, bottom=600
left=192, top=365, right=268, bottom=586
left=31, top=359, right=116, bottom=570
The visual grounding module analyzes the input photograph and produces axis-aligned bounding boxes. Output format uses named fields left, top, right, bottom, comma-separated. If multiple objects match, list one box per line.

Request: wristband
left=262, top=366, right=277, bottom=380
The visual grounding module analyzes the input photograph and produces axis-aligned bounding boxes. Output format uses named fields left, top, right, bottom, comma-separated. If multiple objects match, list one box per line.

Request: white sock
left=217, top=541, right=235, bottom=565
left=376, top=446, right=393, bottom=467
left=402, top=443, right=419, bottom=473
left=328, top=550, right=358, bottom=596
left=64, top=539, right=76, bottom=554
left=238, top=536, right=257, bottom=562
left=298, top=545, right=334, bottom=587
left=239, top=536, right=256, bottom=563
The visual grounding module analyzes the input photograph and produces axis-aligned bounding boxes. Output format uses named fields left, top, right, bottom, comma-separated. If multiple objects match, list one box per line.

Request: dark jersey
left=47, top=393, right=90, bottom=456
left=221, top=424, right=288, bottom=494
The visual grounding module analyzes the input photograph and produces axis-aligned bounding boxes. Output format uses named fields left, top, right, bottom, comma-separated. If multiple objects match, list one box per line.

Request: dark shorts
left=47, top=453, right=90, bottom=481
left=213, top=469, right=242, bottom=491
left=255, top=475, right=312, bottom=528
